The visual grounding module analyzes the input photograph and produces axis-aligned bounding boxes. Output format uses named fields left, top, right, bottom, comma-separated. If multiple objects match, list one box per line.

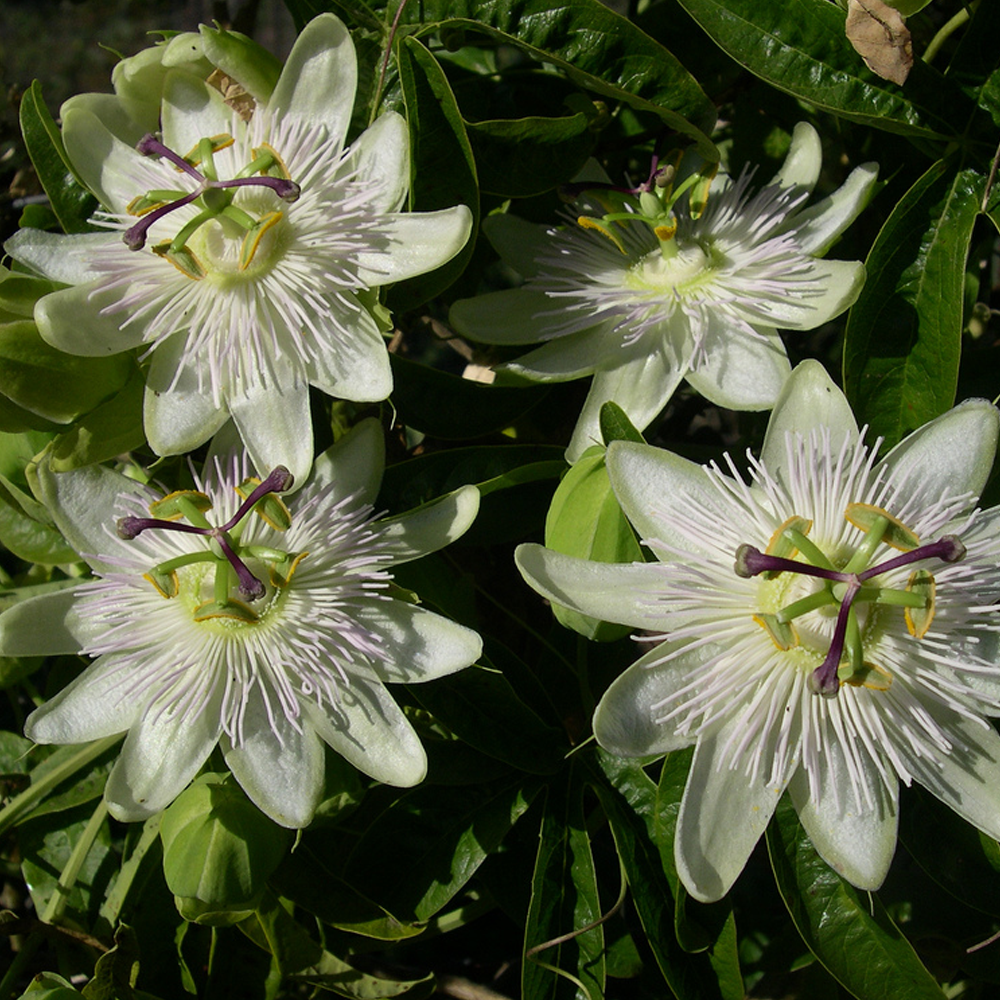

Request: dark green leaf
left=523, top=770, right=605, bottom=1000
left=391, top=38, right=479, bottom=310
left=899, top=785, right=1000, bottom=919
left=346, top=777, right=543, bottom=921
left=767, top=797, right=946, bottom=1000
left=844, top=162, right=983, bottom=448
left=676, top=0, right=981, bottom=144
left=403, top=0, right=717, bottom=156
left=589, top=752, right=733, bottom=1000
left=412, top=665, right=564, bottom=774
left=468, top=112, right=598, bottom=197
left=82, top=924, right=141, bottom=1000
left=20, top=81, right=97, bottom=233
left=389, top=353, right=550, bottom=440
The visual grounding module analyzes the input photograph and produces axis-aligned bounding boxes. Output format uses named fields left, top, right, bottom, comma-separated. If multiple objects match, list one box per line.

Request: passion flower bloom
left=5, top=14, right=472, bottom=482
left=517, top=362, right=1000, bottom=900
left=0, top=421, right=482, bottom=827
left=451, top=124, right=876, bottom=461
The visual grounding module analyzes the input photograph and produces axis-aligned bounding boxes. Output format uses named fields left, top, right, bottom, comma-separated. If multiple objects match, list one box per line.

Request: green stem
left=923, top=3, right=974, bottom=65
left=0, top=735, right=121, bottom=839
left=41, top=799, right=109, bottom=924
left=97, top=814, right=163, bottom=932
left=784, top=529, right=836, bottom=571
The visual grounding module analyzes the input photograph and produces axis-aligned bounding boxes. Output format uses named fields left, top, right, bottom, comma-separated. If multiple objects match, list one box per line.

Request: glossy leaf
left=468, top=111, right=598, bottom=197
left=767, top=797, right=946, bottom=1000
left=676, top=0, right=979, bottom=143
left=403, top=0, right=717, bottom=157
left=19, top=81, right=97, bottom=234
left=523, top=770, right=605, bottom=1000
left=345, top=777, right=543, bottom=921
left=589, top=752, right=734, bottom=1000
left=899, top=784, right=1000, bottom=919
left=411, top=665, right=564, bottom=775
left=844, top=162, right=983, bottom=448
left=391, top=37, right=479, bottom=310
left=0, top=320, right=132, bottom=425
left=0, top=473, right=76, bottom=564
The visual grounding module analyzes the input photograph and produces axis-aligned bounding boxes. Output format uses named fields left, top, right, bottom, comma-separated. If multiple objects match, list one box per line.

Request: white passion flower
left=0, top=420, right=482, bottom=827
left=516, top=361, right=1000, bottom=901
left=451, top=124, right=876, bottom=461
left=4, top=14, right=473, bottom=483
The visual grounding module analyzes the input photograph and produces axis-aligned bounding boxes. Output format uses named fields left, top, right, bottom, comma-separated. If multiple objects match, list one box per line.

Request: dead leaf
left=846, top=0, right=913, bottom=86
left=206, top=68, right=256, bottom=123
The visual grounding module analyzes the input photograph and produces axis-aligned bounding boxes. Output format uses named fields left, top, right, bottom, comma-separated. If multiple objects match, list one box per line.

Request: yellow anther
left=845, top=503, right=920, bottom=551
left=149, top=490, right=212, bottom=521
left=126, top=194, right=168, bottom=218
left=193, top=599, right=259, bottom=623
left=252, top=142, right=292, bottom=180
left=689, top=162, right=718, bottom=219
left=576, top=216, right=626, bottom=254
left=143, top=569, right=179, bottom=599
left=151, top=241, right=207, bottom=281
left=753, top=613, right=799, bottom=650
left=181, top=133, right=235, bottom=169
left=904, top=569, right=936, bottom=639
left=269, top=551, right=310, bottom=589
left=842, top=661, right=892, bottom=691
left=239, top=211, right=283, bottom=270
left=654, top=222, right=677, bottom=241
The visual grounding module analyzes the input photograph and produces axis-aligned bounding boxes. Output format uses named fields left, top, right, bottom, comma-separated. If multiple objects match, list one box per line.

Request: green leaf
left=544, top=447, right=641, bottom=641
left=403, top=0, right=717, bottom=157
left=844, top=162, right=983, bottom=448
left=19, top=801, right=116, bottom=925
left=346, top=777, right=543, bottom=921
left=600, top=402, right=645, bottom=446
left=49, top=364, right=147, bottom=472
left=675, top=0, right=981, bottom=144
left=389, top=354, right=550, bottom=440
left=589, top=752, right=734, bottom=1000
left=391, top=37, right=479, bottom=310
left=81, top=924, right=141, bottom=1000
left=0, top=320, right=132, bottom=425
left=0, top=473, right=75, bottom=563
left=468, top=111, right=598, bottom=198
left=19, top=81, right=97, bottom=234
left=767, top=796, right=946, bottom=1000
left=899, top=785, right=1000, bottom=919
left=412, top=664, right=564, bottom=774
left=523, top=769, right=605, bottom=1000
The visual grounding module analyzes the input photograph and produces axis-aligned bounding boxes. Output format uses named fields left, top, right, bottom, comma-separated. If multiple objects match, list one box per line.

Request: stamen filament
left=843, top=515, right=888, bottom=575
left=777, top=589, right=837, bottom=623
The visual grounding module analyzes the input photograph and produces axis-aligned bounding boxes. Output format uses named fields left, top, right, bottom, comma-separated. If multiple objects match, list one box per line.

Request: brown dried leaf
left=846, top=0, right=913, bottom=86
left=206, top=68, right=256, bottom=123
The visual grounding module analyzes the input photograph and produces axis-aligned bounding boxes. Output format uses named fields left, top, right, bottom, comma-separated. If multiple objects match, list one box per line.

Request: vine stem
left=41, top=799, right=109, bottom=924
left=923, top=1, right=976, bottom=65
left=370, top=0, right=411, bottom=126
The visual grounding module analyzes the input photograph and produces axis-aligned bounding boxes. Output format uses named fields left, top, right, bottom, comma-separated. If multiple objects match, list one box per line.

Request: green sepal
left=199, top=23, right=282, bottom=104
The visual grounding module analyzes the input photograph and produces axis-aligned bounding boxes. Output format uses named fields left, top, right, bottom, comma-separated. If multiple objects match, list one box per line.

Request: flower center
left=118, top=466, right=309, bottom=625
left=734, top=503, right=966, bottom=697
left=627, top=242, right=712, bottom=296
left=569, top=153, right=718, bottom=256
left=123, top=133, right=301, bottom=281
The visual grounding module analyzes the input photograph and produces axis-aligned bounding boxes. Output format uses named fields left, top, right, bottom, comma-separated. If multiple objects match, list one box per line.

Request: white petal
left=268, top=13, right=355, bottom=142
left=228, top=368, right=314, bottom=486
left=5, top=230, right=118, bottom=285
left=736, top=260, right=866, bottom=332
left=503, top=325, right=621, bottom=381
left=685, top=323, right=790, bottom=409
left=771, top=122, right=822, bottom=194
left=567, top=345, right=687, bottom=462
left=61, top=93, right=145, bottom=146
left=144, top=337, right=230, bottom=457
left=103, top=692, right=224, bottom=821
left=354, top=601, right=482, bottom=684
left=451, top=289, right=561, bottom=345
left=221, top=686, right=325, bottom=829
left=379, top=486, right=480, bottom=564
left=787, top=162, right=879, bottom=257
left=161, top=71, right=231, bottom=155
left=483, top=213, right=551, bottom=278
left=308, top=418, right=384, bottom=507
left=305, top=305, right=391, bottom=402
left=907, top=715, right=1000, bottom=842
left=62, top=107, right=144, bottom=213
left=788, top=749, right=898, bottom=890
left=0, top=588, right=96, bottom=656
left=36, top=283, right=147, bottom=357
left=675, top=720, right=793, bottom=902
left=25, top=655, right=141, bottom=743
left=34, top=460, right=148, bottom=572
left=353, top=207, right=473, bottom=286
left=593, top=642, right=707, bottom=756
left=304, top=674, right=426, bottom=787
left=607, top=441, right=721, bottom=557
left=344, top=112, right=408, bottom=214
left=760, top=360, right=859, bottom=474
left=878, top=398, right=1000, bottom=508
left=515, top=543, right=667, bottom=628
